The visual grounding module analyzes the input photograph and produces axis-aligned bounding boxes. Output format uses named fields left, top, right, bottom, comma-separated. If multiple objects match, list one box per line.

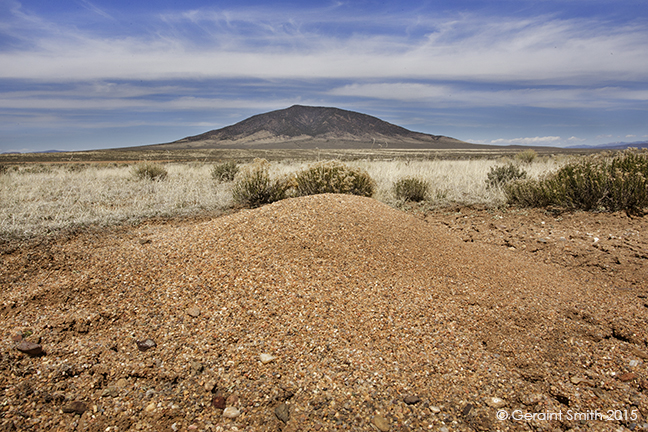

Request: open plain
left=1, top=191, right=647, bottom=431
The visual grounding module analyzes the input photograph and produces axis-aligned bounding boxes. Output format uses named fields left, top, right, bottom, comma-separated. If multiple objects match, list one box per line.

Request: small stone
left=101, top=386, right=119, bottom=398
left=403, top=395, right=421, bottom=405
left=570, top=376, right=584, bottom=384
left=62, top=401, right=87, bottom=414
left=16, top=341, right=44, bottom=356
left=619, top=372, right=638, bottom=382
left=485, top=397, right=506, bottom=408
left=212, top=396, right=226, bottom=409
left=372, top=414, right=390, bottom=431
left=275, top=403, right=290, bottom=423
left=537, top=238, right=548, bottom=244
left=462, top=404, right=474, bottom=417
left=145, top=402, right=156, bottom=412
left=186, top=307, right=201, bottom=318
left=116, top=378, right=128, bottom=388
left=11, top=333, right=22, bottom=342
left=223, top=407, right=240, bottom=419
left=204, top=380, right=217, bottom=392
left=136, top=339, right=156, bottom=352
left=429, top=406, right=441, bottom=414
left=260, top=353, right=277, bottom=364
left=226, top=394, right=239, bottom=406
left=139, top=238, right=151, bottom=245
left=629, top=360, right=641, bottom=367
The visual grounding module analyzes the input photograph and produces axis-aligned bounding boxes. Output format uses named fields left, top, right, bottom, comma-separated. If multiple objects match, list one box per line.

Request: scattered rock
left=212, top=396, right=226, bottom=409
left=138, top=238, right=151, bottom=245
left=462, top=403, right=474, bottom=417
left=16, top=341, right=44, bottom=356
left=101, top=387, right=118, bottom=398
left=145, top=402, right=156, bottom=412
left=136, top=339, right=156, bottom=352
left=260, top=353, right=277, bottom=364
left=62, top=401, right=87, bottom=415
left=204, top=380, right=217, bottom=392
left=403, top=395, right=421, bottom=405
left=223, top=407, right=240, bottom=419
left=619, top=372, right=638, bottom=382
left=226, top=393, right=239, bottom=406
left=186, top=307, right=201, bottom=318
left=485, top=397, right=506, bottom=408
left=275, top=402, right=290, bottom=423
left=372, top=414, right=390, bottom=431
left=116, top=378, right=128, bottom=388
left=429, top=406, right=441, bottom=414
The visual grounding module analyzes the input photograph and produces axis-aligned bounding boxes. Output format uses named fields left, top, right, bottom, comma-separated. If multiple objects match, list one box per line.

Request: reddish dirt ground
left=1, top=196, right=647, bottom=432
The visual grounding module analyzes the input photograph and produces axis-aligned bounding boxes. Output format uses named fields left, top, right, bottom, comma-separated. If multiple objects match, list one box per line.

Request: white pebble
left=260, top=353, right=277, bottom=364
left=223, top=407, right=241, bottom=418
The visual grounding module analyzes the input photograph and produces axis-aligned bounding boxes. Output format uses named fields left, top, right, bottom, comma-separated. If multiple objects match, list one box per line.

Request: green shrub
left=293, top=160, right=375, bottom=197
left=132, top=162, right=168, bottom=181
left=211, top=161, right=239, bottom=183
left=393, top=177, right=430, bottom=202
left=506, top=149, right=648, bottom=213
left=486, top=163, right=528, bottom=189
left=515, top=149, right=538, bottom=164
left=232, top=159, right=290, bottom=208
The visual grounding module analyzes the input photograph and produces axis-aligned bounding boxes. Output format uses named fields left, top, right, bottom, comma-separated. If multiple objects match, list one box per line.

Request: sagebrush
left=393, top=177, right=430, bottom=202
left=132, top=163, right=168, bottom=181
left=486, top=163, right=528, bottom=189
left=232, top=159, right=291, bottom=208
left=211, top=161, right=239, bottom=183
left=506, top=149, right=648, bottom=213
left=293, top=160, right=375, bottom=197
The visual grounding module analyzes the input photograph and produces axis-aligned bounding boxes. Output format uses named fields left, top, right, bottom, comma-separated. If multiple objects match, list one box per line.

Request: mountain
left=139, top=105, right=490, bottom=150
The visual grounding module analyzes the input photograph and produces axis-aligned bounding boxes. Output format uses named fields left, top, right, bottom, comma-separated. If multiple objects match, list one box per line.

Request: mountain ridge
left=138, top=105, right=493, bottom=150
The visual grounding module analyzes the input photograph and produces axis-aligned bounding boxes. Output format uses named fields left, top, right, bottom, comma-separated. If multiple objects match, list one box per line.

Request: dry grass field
left=0, top=154, right=566, bottom=241
left=2, top=149, right=647, bottom=431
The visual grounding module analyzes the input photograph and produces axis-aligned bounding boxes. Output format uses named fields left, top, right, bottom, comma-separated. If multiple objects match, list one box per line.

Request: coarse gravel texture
left=1, top=193, right=647, bottom=432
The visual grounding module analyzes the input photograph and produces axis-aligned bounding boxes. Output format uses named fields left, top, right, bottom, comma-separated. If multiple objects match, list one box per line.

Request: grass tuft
left=232, top=159, right=291, bottom=208
left=393, top=177, right=430, bottom=202
left=132, top=163, right=168, bottom=181
left=211, top=161, right=239, bottom=183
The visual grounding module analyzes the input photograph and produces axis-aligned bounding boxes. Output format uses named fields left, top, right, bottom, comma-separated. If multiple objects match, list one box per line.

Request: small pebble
left=136, top=339, right=156, bottom=352
left=619, top=372, right=638, bottom=382
left=186, top=307, right=201, bottom=318
left=212, top=396, right=226, bottom=409
left=260, top=353, right=277, bottom=364
left=429, top=406, right=441, bottom=414
left=403, top=395, right=421, bottom=405
left=16, top=341, right=44, bottom=356
left=373, top=415, right=390, bottom=431
left=485, top=397, right=506, bottom=408
left=223, top=407, right=240, bottom=419
left=145, top=402, right=156, bottom=412
left=62, top=401, right=87, bottom=415
left=275, top=403, right=290, bottom=423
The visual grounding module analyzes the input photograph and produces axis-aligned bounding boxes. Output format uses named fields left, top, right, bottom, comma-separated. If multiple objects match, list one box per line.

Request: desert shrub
left=515, top=149, right=538, bottom=164
left=293, top=160, right=375, bottom=197
left=232, top=159, right=291, bottom=207
left=211, top=161, right=239, bottom=183
left=393, top=177, right=430, bottom=202
left=132, top=163, right=168, bottom=181
left=506, top=149, right=648, bottom=213
left=0, top=165, right=7, bottom=175
left=486, top=163, right=528, bottom=189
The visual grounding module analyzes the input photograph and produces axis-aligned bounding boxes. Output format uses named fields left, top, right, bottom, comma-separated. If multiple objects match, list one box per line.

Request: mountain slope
left=144, top=105, right=486, bottom=150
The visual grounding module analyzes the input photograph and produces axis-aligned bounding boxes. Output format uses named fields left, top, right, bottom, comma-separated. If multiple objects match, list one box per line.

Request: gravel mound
left=1, top=194, right=647, bottom=431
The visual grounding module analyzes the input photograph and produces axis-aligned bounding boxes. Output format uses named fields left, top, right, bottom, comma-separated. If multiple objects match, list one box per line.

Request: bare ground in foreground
left=1, top=194, right=647, bottom=432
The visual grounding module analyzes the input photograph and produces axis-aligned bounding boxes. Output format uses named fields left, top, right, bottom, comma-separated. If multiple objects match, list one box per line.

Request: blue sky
left=1, top=0, right=647, bottom=152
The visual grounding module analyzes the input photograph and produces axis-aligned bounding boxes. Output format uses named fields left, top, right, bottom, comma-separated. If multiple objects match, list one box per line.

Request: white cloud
left=489, top=136, right=562, bottom=145
left=1, top=6, right=647, bottom=84
left=568, top=136, right=586, bottom=142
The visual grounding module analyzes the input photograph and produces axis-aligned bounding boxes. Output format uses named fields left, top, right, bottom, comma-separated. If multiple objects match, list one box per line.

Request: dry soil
left=1, top=194, right=647, bottom=432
